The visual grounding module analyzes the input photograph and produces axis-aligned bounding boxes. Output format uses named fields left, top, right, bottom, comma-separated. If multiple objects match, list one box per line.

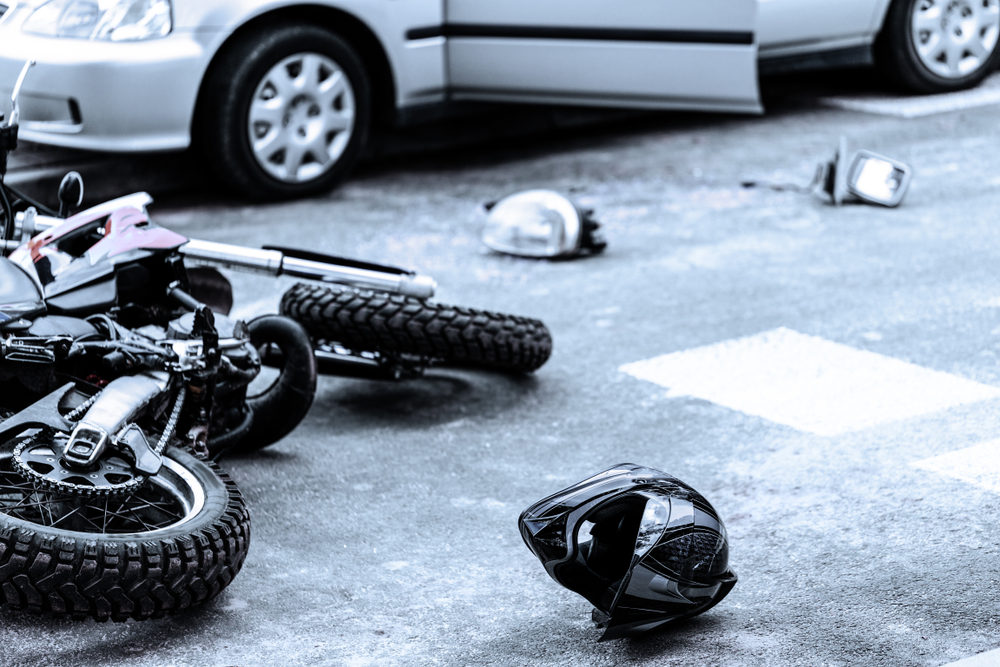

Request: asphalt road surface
left=5, top=71, right=1000, bottom=666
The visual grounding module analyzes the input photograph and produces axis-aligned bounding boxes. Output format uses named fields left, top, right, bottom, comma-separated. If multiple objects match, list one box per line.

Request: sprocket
left=12, top=433, right=147, bottom=497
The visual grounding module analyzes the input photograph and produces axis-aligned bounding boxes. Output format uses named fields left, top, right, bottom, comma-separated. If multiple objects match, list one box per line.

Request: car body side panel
left=443, top=0, right=760, bottom=113
left=0, top=0, right=444, bottom=151
left=758, top=0, right=893, bottom=57
left=0, top=0, right=907, bottom=153
left=175, top=0, right=447, bottom=108
left=0, top=14, right=211, bottom=151
left=445, top=2, right=756, bottom=32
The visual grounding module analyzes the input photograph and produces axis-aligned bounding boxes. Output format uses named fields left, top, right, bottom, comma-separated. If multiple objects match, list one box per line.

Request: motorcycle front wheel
left=0, top=446, right=250, bottom=621
left=280, top=283, right=553, bottom=373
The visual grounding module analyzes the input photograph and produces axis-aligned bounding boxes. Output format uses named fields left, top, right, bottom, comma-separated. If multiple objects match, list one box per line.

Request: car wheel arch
left=190, top=5, right=397, bottom=142
left=869, top=0, right=896, bottom=36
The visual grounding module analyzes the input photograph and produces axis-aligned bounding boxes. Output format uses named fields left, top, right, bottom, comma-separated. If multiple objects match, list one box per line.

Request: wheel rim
left=0, top=451, right=206, bottom=536
left=247, top=52, right=356, bottom=184
left=911, top=0, right=1000, bottom=79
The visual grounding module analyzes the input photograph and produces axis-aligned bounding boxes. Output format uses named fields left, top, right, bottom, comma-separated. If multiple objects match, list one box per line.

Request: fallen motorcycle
left=0, top=62, right=552, bottom=621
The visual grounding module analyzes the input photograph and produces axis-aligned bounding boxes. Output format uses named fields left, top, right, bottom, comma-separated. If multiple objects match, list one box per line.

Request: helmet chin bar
left=519, top=463, right=737, bottom=641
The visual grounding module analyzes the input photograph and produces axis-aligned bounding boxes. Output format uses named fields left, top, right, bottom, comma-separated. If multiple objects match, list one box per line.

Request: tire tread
left=280, top=283, right=552, bottom=373
left=0, top=455, right=250, bottom=621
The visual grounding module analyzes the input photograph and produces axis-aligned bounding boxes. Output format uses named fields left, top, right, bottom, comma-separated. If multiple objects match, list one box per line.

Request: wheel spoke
left=317, top=70, right=346, bottom=108
left=306, top=136, right=332, bottom=167
left=127, top=499, right=184, bottom=521
left=298, top=54, right=324, bottom=92
left=40, top=491, right=55, bottom=526
left=915, top=6, right=944, bottom=33
left=249, top=98, right=284, bottom=127
left=946, top=40, right=964, bottom=72
left=918, top=32, right=945, bottom=58
left=247, top=51, right=357, bottom=184
left=0, top=496, right=72, bottom=509
left=978, top=5, right=1000, bottom=40
left=0, top=446, right=195, bottom=534
left=266, top=65, right=296, bottom=101
left=0, top=482, right=39, bottom=492
left=253, top=130, right=287, bottom=160
left=325, top=109, right=353, bottom=134
left=125, top=507, right=155, bottom=532
left=69, top=509, right=106, bottom=533
left=283, top=143, right=307, bottom=179
left=50, top=504, right=86, bottom=529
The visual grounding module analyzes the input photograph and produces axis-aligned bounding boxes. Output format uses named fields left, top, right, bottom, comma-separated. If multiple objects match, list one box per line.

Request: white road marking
left=941, top=648, right=1000, bottom=666
left=912, top=440, right=1000, bottom=494
left=619, top=328, right=1000, bottom=436
left=818, top=73, right=1000, bottom=118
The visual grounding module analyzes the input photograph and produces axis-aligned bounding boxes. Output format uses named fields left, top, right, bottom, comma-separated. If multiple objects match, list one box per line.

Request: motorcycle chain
left=12, top=434, right=146, bottom=497
left=10, top=386, right=189, bottom=496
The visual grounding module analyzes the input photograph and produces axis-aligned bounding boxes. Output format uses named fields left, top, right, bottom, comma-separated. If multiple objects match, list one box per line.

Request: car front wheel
left=200, top=24, right=371, bottom=200
left=877, top=0, right=1000, bottom=93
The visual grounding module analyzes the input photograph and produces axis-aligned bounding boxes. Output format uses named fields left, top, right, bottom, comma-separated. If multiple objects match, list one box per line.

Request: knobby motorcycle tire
left=0, top=448, right=250, bottom=622
left=237, top=314, right=317, bottom=453
left=280, top=283, right=553, bottom=373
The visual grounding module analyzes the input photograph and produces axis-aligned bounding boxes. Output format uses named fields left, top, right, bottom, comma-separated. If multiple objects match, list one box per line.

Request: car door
left=758, top=0, right=888, bottom=55
left=441, top=1, right=761, bottom=113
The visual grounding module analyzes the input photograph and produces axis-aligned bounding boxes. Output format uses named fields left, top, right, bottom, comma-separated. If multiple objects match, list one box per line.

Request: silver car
left=0, top=0, right=996, bottom=199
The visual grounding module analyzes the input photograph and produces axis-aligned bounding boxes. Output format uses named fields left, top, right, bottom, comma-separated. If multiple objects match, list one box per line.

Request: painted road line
left=942, top=647, right=1000, bottom=666
left=818, top=73, right=1000, bottom=118
left=912, top=440, right=1000, bottom=494
left=619, top=327, right=1000, bottom=437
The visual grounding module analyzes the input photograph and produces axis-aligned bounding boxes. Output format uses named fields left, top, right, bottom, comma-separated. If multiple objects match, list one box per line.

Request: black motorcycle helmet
left=518, top=463, right=736, bottom=640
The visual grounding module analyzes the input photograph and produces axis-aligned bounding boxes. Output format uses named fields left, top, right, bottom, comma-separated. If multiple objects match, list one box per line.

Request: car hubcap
left=248, top=52, right=356, bottom=184
left=912, top=0, right=1000, bottom=79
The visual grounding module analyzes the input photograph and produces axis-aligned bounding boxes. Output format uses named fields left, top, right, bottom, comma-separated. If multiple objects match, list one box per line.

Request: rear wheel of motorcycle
left=280, top=283, right=553, bottom=373
left=0, top=446, right=250, bottom=621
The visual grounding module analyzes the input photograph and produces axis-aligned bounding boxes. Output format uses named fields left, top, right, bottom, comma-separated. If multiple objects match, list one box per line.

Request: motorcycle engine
left=167, top=310, right=240, bottom=340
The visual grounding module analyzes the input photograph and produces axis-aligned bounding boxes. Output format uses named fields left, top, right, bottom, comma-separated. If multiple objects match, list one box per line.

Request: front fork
left=178, top=239, right=437, bottom=299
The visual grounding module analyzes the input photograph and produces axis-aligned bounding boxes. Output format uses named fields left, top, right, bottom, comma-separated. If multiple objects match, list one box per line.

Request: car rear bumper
left=0, top=22, right=215, bottom=152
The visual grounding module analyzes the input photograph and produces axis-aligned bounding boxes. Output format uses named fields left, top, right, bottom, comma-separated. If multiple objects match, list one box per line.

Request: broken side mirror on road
left=481, top=189, right=607, bottom=259
left=817, top=137, right=913, bottom=207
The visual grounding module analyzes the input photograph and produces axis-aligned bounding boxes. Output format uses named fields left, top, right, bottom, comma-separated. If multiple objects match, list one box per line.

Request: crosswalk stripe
left=619, top=327, right=1000, bottom=436
left=941, top=647, right=1000, bottom=666
left=912, top=440, right=1000, bottom=494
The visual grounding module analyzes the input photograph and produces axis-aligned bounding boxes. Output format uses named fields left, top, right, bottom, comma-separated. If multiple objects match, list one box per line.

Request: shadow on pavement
left=0, top=591, right=245, bottom=666
left=9, top=67, right=893, bottom=211
left=308, top=370, right=542, bottom=431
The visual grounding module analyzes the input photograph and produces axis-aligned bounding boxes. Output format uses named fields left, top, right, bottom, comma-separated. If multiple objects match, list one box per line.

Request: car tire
left=198, top=24, right=372, bottom=200
left=876, top=0, right=1000, bottom=93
